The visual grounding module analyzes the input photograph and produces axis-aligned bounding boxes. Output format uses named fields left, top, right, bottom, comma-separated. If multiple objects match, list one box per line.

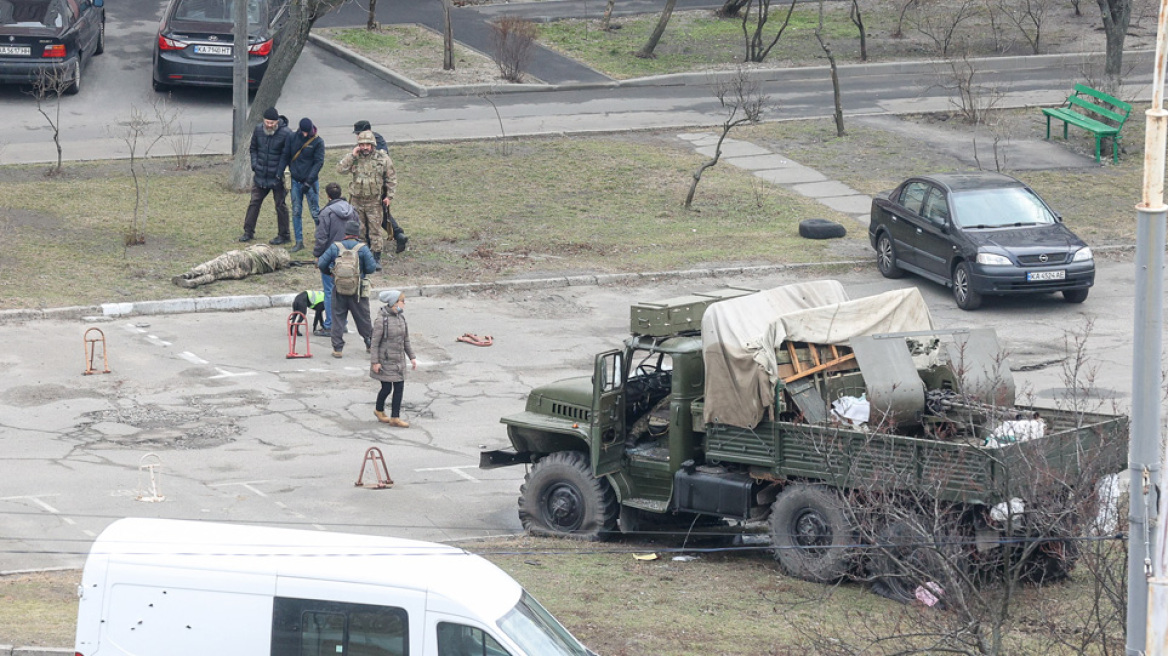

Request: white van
left=75, top=518, right=597, bottom=656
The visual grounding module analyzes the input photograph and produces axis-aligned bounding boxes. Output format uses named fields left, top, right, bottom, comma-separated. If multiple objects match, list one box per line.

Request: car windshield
left=174, top=0, right=261, bottom=24
left=0, top=0, right=69, bottom=28
left=497, top=591, right=592, bottom=656
left=950, top=186, right=1057, bottom=229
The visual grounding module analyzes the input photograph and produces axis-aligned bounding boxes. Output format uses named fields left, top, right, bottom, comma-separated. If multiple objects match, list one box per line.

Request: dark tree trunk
left=637, top=0, right=678, bottom=59
left=367, top=0, right=377, bottom=29
left=1096, top=0, right=1131, bottom=84
left=601, top=0, right=616, bottom=30
left=229, top=0, right=345, bottom=190
left=717, top=0, right=750, bottom=17
left=850, top=0, right=866, bottom=61
left=442, top=0, right=454, bottom=70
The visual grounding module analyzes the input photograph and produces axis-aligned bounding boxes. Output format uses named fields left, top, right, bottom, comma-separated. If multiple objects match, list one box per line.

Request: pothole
left=72, top=402, right=240, bottom=450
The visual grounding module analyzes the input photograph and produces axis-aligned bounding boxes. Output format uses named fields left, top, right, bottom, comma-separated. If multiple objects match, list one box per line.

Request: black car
left=868, top=172, right=1094, bottom=311
left=152, top=0, right=286, bottom=91
left=0, top=0, right=105, bottom=94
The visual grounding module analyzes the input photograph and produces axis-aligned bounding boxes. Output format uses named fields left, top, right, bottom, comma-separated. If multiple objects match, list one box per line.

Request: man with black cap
left=316, top=219, right=377, bottom=359
left=287, top=117, right=325, bottom=253
left=240, top=107, right=292, bottom=245
left=353, top=119, right=408, bottom=254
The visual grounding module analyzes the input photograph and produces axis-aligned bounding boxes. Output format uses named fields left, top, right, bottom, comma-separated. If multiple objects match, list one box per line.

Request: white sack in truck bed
left=701, top=283, right=934, bottom=428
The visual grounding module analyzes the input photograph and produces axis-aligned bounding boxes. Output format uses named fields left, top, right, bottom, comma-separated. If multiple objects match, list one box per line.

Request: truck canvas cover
left=701, top=282, right=934, bottom=428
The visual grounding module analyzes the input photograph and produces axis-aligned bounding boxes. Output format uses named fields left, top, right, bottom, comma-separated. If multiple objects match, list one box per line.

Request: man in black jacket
left=287, top=117, right=325, bottom=253
left=240, top=108, right=293, bottom=245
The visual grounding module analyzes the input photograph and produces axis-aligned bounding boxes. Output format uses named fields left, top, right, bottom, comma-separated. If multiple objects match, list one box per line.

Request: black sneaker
left=238, top=233, right=254, bottom=242
left=270, top=235, right=290, bottom=246
left=313, top=328, right=329, bottom=337
left=395, top=234, right=409, bottom=254
left=290, top=241, right=304, bottom=253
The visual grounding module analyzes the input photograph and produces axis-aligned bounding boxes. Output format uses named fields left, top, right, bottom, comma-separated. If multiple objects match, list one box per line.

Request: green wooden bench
left=1042, top=83, right=1132, bottom=164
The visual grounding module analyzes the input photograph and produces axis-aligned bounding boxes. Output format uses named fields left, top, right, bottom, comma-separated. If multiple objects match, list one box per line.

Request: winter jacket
left=316, top=238, right=377, bottom=282
left=313, top=198, right=356, bottom=258
left=287, top=128, right=325, bottom=184
left=369, top=303, right=414, bottom=383
left=249, top=116, right=291, bottom=189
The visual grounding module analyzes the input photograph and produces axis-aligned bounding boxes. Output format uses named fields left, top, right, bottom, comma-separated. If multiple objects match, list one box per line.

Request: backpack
left=332, top=241, right=363, bottom=296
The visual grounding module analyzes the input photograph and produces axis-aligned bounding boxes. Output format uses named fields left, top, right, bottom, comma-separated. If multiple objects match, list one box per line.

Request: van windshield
left=497, top=591, right=592, bottom=656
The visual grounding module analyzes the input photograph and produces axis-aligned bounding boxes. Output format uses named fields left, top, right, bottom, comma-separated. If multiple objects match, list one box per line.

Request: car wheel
left=94, top=19, right=105, bottom=55
left=952, top=261, right=982, bottom=311
left=1063, top=288, right=1089, bottom=304
left=799, top=218, right=847, bottom=240
left=64, top=58, right=81, bottom=95
left=152, top=77, right=168, bottom=92
left=875, top=232, right=904, bottom=279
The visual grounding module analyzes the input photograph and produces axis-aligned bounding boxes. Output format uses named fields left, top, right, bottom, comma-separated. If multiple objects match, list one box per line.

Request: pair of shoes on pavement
left=313, top=328, right=330, bottom=338
left=270, top=235, right=291, bottom=246
left=373, top=410, right=410, bottom=428
left=332, top=350, right=342, bottom=359
left=290, top=241, right=304, bottom=253
left=238, top=233, right=254, bottom=243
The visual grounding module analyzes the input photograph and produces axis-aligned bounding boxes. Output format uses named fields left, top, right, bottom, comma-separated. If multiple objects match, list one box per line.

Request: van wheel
left=519, top=451, right=618, bottom=541
left=875, top=232, right=904, bottom=279
left=952, top=262, right=982, bottom=311
left=770, top=484, right=855, bottom=582
left=1063, top=288, right=1089, bottom=304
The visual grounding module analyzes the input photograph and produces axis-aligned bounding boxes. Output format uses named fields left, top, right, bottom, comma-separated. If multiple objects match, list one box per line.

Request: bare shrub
left=995, top=0, right=1053, bottom=54
left=490, top=15, right=538, bottom=83
left=684, top=68, right=771, bottom=208
left=27, top=67, right=73, bottom=177
left=932, top=45, right=1005, bottom=125
left=910, top=0, right=979, bottom=57
left=740, top=0, right=799, bottom=63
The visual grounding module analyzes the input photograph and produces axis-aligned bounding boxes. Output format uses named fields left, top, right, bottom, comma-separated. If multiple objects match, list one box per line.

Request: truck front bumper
left=479, top=449, right=532, bottom=469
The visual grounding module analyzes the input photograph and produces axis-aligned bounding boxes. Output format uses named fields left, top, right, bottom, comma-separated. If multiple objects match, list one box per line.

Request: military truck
left=480, top=282, right=1126, bottom=593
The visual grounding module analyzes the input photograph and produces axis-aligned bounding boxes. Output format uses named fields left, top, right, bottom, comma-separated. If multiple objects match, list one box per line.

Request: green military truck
left=480, top=282, right=1126, bottom=594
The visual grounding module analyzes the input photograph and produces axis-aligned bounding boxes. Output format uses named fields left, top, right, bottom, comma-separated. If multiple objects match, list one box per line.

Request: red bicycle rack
left=287, top=311, right=313, bottom=359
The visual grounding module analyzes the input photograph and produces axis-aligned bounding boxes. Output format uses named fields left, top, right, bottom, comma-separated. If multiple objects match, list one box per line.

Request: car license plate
left=0, top=45, right=31, bottom=56
left=194, top=44, right=232, bottom=56
left=1027, top=270, right=1066, bottom=281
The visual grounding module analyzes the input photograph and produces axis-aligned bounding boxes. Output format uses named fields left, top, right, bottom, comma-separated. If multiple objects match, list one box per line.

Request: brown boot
left=388, top=417, right=410, bottom=428
left=374, top=410, right=391, bottom=423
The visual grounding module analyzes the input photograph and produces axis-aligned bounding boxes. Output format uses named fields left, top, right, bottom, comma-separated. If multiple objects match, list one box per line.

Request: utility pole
left=231, top=0, right=248, bottom=153
left=1136, top=1, right=1168, bottom=654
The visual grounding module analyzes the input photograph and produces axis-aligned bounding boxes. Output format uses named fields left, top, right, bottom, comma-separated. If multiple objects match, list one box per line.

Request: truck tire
left=770, top=484, right=855, bottom=583
left=871, top=514, right=954, bottom=605
left=519, top=451, right=618, bottom=541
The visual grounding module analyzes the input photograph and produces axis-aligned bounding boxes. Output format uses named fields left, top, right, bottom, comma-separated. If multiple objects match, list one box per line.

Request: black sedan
left=0, top=0, right=105, bottom=94
left=152, top=0, right=286, bottom=91
left=868, top=172, right=1094, bottom=310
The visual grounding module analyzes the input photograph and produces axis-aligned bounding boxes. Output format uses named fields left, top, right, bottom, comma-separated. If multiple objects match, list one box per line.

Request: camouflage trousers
left=351, top=195, right=386, bottom=255
left=180, top=250, right=255, bottom=287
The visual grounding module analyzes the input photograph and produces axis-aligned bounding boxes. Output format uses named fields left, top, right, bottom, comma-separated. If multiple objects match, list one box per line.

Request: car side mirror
left=1054, top=212, right=1063, bottom=222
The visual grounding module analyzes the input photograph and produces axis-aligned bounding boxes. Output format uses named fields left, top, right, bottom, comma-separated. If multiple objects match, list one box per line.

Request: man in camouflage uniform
left=171, top=244, right=291, bottom=289
left=337, top=130, right=396, bottom=271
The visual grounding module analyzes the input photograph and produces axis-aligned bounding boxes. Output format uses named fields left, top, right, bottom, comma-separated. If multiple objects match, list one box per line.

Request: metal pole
left=231, top=0, right=248, bottom=153
left=1138, top=2, right=1168, bottom=654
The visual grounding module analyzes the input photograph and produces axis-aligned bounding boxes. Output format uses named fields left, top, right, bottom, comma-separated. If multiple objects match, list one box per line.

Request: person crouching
left=371, top=289, right=416, bottom=427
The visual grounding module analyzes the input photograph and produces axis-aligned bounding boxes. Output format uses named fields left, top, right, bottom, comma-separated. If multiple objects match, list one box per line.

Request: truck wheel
left=871, top=515, right=953, bottom=605
left=519, top=451, right=618, bottom=541
left=770, top=484, right=855, bottom=583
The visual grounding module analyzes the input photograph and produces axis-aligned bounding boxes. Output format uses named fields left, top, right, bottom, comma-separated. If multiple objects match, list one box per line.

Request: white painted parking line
left=208, top=481, right=325, bottom=530
left=415, top=466, right=481, bottom=483
left=210, top=367, right=257, bottom=379
left=178, top=351, right=208, bottom=364
left=147, top=335, right=171, bottom=347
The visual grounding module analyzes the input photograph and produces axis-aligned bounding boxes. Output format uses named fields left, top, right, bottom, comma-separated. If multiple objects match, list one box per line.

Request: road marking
left=178, top=351, right=208, bottom=364
left=209, top=481, right=324, bottom=530
left=210, top=368, right=257, bottom=379
left=415, top=466, right=481, bottom=483
left=147, top=335, right=171, bottom=347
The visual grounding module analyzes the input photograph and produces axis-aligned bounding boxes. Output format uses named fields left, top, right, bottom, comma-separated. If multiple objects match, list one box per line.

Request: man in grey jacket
left=312, top=182, right=357, bottom=337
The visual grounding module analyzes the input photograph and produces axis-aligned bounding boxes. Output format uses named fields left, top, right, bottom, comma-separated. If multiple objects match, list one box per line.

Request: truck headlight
left=976, top=252, right=1011, bottom=266
left=1072, top=247, right=1093, bottom=262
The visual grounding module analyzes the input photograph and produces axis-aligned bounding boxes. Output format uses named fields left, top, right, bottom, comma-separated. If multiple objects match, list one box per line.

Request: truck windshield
left=497, top=591, right=592, bottom=656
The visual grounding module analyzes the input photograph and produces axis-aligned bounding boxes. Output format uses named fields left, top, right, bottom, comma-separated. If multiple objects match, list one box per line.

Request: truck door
left=591, top=350, right=625, bottom=476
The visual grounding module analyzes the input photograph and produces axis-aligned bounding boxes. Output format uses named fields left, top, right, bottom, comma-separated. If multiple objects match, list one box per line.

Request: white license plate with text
left=194, top=44, right=232, bottom=55
left=1027, top=270, right=1066, bottom=281
left=0, top=45, right=31, bottom=56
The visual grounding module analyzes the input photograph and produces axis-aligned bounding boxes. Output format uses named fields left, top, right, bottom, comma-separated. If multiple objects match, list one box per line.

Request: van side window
left=272, top=597, right=408, bottom=656
left=437, top=622, right=511, bottom=656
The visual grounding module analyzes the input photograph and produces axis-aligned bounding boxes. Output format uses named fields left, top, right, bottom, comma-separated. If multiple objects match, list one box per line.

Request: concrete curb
left=1, top=647, right=74, bottom=656
left=0, top=260, right=873, bottom=324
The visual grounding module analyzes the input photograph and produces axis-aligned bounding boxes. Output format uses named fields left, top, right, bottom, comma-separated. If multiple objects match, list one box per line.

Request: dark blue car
left=152, top=0, right=286, bottom=91
left=869, top=172, right=1094, bottom=311
left=0, top=0, right=105, bottom=94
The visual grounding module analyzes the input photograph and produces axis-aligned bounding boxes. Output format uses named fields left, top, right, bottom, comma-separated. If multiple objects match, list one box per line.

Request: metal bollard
left=83, top=327, right=111, bottom=375
left=287, top=311, right=312, bottom=359
left=354, top=447, right=394, bottom=489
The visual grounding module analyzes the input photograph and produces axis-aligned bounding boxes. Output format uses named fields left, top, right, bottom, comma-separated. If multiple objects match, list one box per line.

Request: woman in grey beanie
left=370, top=289, right=416, bottom=427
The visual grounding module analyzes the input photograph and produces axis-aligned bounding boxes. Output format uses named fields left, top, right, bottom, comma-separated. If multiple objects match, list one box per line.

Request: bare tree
left=1070, top=0, right=1083, bottom=16
left=817, top=0, right=845, bottom=136
left=1095, top=0, right=1131, bottom=86
left=113, top=99, right=180, bottom=249
left=934, top=45, right=1006, bottom=124
left=442, top=0, right=455, bottom=71
left=716, top=0, right=750, bottom=17
left=228, top=0, right=347, bottom=190
left=740, top=0, right=799, bottom=63
left=27, top=67, right=73, bottom=177
left=366, top=0, right=377, bottom=30
left=683, top=68, right=771, bottom=208
left=600, top=0, right=616, bottom=30
left=997, top=0, right=1052, bottom=54
left=850, top=0, right=867, bottom=61
left=490, top=15, right=538, bottom=82
left=636, top=0, right=678, bottom=59
left=473, top=87, right=512, bottom=156
left=911, top=0, right=979, bottom=57
left=892, top=0, right=917, bottom=37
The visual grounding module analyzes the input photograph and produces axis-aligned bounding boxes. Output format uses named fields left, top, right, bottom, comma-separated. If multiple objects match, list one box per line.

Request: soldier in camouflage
left=337, top=130, right=396, bottom=271
left=171, top=244, right=292, bottom=289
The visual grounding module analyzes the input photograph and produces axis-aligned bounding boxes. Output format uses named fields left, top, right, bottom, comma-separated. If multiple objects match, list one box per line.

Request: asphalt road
left=0, top=257, right=1139, bottom=572
left=0, top=0, right=1158, bottom=164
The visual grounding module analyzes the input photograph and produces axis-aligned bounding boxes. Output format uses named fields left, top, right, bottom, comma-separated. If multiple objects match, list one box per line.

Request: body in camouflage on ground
left=172, top=244, right=292, bottom=288
left=337, top=130, right=396, bottom=261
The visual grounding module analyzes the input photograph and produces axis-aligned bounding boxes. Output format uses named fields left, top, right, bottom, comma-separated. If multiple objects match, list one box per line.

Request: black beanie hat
left=299, top=117, right=313, bottom=133
left=263, top=107, right=279, bottom=121
left=353, top=119, right=371, bottom=133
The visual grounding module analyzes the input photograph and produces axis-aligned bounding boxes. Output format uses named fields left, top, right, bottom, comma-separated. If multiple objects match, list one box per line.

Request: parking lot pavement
left=0, top=256, right=1139, bottom=571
